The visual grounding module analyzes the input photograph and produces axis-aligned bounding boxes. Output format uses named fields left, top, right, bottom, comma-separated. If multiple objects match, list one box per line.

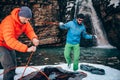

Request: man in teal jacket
left=59, top=14, right=95, bottom=71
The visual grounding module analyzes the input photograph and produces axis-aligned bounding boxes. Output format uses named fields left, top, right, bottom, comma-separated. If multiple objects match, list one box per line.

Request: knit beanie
left=19, top=6, right=32, bottom=18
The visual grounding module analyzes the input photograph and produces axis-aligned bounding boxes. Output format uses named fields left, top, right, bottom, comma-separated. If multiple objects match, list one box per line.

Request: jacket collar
left=11, top=8, right=24, bottom=26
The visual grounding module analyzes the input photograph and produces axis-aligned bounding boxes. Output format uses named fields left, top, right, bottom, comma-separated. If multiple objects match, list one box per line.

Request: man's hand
left=92, top=35, right=97, bottom=39
left=27, top=46, right=36, bottom=52
left=92, top=35, right=98, bottom=46
left=32, top=38, right=39, bottom=46
left=59, top=22, right=64, bottom=26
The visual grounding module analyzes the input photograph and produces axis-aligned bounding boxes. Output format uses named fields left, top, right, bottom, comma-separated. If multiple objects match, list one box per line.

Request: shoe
left=73, top=67, right=78, bottom=71
left=73, top=69, right=78, bottom=71
left=67, top=64, right=71, bottom=69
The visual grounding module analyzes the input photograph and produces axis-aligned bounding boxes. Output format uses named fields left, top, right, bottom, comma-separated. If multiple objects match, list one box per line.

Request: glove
left=59, top=22, right=64, bottom=26
left=92, top=35, right=98, bottom=46
left=92, top=35, right=97, bottom=39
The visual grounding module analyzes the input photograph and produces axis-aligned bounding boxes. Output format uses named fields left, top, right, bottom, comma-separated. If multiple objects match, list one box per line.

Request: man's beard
left=78, top=23, right=82, bottom=25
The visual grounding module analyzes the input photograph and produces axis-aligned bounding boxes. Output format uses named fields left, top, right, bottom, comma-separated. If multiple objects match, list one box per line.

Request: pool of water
left=16, top=47, right=120, bottom=70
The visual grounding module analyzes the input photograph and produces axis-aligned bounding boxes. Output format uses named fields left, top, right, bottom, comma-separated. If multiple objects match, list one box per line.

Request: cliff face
left=92, top=0, right=120, bottom=49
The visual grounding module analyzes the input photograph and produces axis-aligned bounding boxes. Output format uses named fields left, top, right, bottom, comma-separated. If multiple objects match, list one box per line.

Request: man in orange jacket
left=0, top=6, right=39, bottom=80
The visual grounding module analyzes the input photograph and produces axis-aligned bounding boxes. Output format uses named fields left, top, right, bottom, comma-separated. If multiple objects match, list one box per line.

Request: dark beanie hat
left=76, top=14, right=85, bottom=19
left=19, top=6, right=32, bottom=18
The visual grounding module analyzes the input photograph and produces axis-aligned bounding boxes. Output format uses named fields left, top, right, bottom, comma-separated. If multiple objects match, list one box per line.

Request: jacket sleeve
left=3, top=24, right=28, bottom=52
left=82, top=26, right=92, bottom=39
left=24, top=22, right=38, bottom=41
left=59, top=21, right=71, bottom=29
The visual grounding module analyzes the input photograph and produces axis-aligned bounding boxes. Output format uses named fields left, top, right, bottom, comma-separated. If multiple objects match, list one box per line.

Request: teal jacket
left=60, top=19, right=92, bottom=45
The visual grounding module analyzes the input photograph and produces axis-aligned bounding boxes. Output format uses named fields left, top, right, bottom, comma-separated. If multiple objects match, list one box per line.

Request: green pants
left=64, top=43, right=80, bottom=71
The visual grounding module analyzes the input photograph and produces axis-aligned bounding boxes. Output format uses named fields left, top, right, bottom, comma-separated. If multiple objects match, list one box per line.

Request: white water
left=74, top=0, right=79, bottom=18
left=75, top=0, right=114, bottom=48
left=65, top=1, right=75, bottom=21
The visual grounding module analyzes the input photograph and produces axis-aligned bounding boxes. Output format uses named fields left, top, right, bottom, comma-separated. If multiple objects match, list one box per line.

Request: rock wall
left=31, top=0, right=61, bottom=46
left=0, top=0, right=66, bottom=47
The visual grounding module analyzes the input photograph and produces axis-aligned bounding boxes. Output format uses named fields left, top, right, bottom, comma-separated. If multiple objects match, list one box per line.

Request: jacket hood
left=73, top=19, right=77, bottom=24
left=11, top=8, right=23, bottom=25
left=73, top=18, right=83, bottom=25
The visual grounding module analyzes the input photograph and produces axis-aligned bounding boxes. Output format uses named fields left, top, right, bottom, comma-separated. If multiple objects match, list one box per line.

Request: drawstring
left=20, top=51, right=34, bottom=80
left=20, top=51, right=50, bottom=80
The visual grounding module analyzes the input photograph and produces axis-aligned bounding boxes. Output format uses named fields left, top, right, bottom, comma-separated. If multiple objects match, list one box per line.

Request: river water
left=16, top=47, right=120, bottom=70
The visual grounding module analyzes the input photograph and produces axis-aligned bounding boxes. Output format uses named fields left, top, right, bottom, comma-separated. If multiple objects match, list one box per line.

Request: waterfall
left=74, top=0, right=79, bottom=18
left=65, top=1, right=75, bottom=22
left=75, top=0, right=114, bottom=48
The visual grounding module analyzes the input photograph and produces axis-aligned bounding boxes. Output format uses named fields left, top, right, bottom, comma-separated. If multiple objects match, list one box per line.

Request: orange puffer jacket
left=0, top=8, right=37, bottom=52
